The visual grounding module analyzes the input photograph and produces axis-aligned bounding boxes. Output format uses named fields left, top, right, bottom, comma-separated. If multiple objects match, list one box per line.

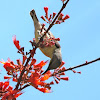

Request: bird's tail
left=30, top=9, right=39, bottom=24
left=30, top=9, right=39, bottom=21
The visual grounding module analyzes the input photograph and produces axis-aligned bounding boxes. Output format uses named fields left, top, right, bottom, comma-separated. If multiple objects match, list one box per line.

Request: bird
left=30, top=9, right=62, bottom=74
left=42, top=42, right=62, bottom=75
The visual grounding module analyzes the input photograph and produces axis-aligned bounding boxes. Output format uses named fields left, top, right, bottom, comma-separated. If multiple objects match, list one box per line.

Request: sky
left=0, top=0, right=100, bottom=100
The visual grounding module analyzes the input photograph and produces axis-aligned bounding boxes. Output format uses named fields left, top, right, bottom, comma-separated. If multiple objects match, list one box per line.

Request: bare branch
left=53, top=57, right=100, bottom=75
left=20, top=84, right=30, bottom=91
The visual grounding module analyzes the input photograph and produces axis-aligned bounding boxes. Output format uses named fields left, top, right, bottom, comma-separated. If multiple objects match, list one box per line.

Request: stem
left=20, top=84, right=30, bottom=91
left=53, top=57, right=100, bottom=75
left=15, top=48, right=36, bottom=90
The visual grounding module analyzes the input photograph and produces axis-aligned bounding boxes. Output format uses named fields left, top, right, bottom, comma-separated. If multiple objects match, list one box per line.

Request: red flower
left=30, top=58, right=36, bottom=67
left=48, top=14, right=52, bottom=21
left=72, top=70, right=77, bottom=73
left=22, top=55, right=27, bottom=64
left=3, top=62, right=14, bottom=73
left=44, top=7, right=48, bottom=19
left=59, top=72, right=65, bottom=75
left=53, top=12, right=56, bottom=19
left=86, top=61, right=88, bottom=63
left=41, top=16, right=46, bottom=21
left=0, top=82, right=3, bottom=89
left=61, top=67, right=66, bottom=71
left=14, top=92, right=23, bottom=98
left=3, top=81, right=9, bottom=91
left=2, top=90, right=23, bottom=100
left=16, top=59, right=22, bottom=66
left=54, top=38, right=60, bottom=41
left=34, top=60, right=48, bottom=69
left=50, top=81, right=54, bottom=85
left=58, top=13, right=64, bottom=20
left=12, top=35, right=21, bottom=50
left=7, top=86, right=13, bottom=91
left=42, top=23, right=46, bottom=27
left=54, top=78, right=59, bottom=84
left=13, top=78, right=17, bottom=82
left=59, top=61, right=65, bottom=68
left=63, top=15, right=70, bottom=21
left=55, top=20, right=61, bottom=24
left=28, top=72, right=41, bottom=87
left=4, top=76, right=12, bottom=79
left=37, top=87, right=51, bottom=93
left=41, top=71, right=51, bottom=81
left=77, top=71, right=81, bottom=74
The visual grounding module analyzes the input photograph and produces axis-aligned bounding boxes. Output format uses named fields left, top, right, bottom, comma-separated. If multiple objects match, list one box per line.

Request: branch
left=15, top=48, right=36, bottom=90
left=36, top=0, right=70, bottom=47
left=14, top=0, right=70, bottom=90
left=19, top=84, right=30, bottom=91
left=53, top=57, right=100, bottom=75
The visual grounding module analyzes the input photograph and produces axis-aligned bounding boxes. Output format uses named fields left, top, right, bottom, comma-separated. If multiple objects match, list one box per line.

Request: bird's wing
left=48, top=53, right=61, bottom=70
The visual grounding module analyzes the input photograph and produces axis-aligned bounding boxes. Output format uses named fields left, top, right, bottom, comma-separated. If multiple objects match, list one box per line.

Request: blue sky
left=0, top=0, right=100, bottom=100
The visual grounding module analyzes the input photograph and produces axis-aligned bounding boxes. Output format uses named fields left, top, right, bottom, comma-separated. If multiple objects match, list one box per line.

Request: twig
left=0, top=91, right=7, bottom=93
left=15, top=48, right=36, bottom=90
left=19, top=84, right=30, bottom=91
left=53, top=57, right=100, bottom=75
left=36, top=0, right=70, bottom=47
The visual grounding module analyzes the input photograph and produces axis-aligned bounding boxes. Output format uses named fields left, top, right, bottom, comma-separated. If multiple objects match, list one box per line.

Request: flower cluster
left=12, top=36, right=24, bottom=55
left=39, top=37, right=60, bottom=48
left=0, top=81, right=23, bottom=100
left=0, top=1, right=72, bottom=99
left=0, top=36, right=70, bottom=96
left=41, top=7, right=70, bottom=24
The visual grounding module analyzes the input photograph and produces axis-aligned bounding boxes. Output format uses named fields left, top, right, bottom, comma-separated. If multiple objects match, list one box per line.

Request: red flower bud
left=7, top=86, right=13, bottom=91
left=61, top=77, right=69, bottom=81
left=55, top=20, right=61, bottom=24
left=53, top=12, right=56, bottom=19
left=13, top=78, right=17, bottom=82
left=54, top=38, right=60, bottom=41
left=50, top=81, right=54, bottom=85
left=3, top=81, right=9, bottom=91
left=72, top=70, right=76, bottom=73
left=4, top=76, right=12, bottom=79
left=54, top=78, right=59, bottom=84
left=12, top=35, right=21, bottom=50
left=86, top=61, right=88, bottom=63
left=59, top=72, right=65, bottom=75
left=0, top=82, right=3, bottom=89
left=63, top=15, right=70, bottom=20
left=58, top=13, right=64, bottom=20
left=77, top=71, right=81, bottom=74
left=41, top=16, right=46, bottom=21
left=44, top=7, right=48, bottom=19
left=42, top=23, right=46, bottom=27
left=48, top=14, right=52, bottom=21
left=61, top=67, right=66, bottom=71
